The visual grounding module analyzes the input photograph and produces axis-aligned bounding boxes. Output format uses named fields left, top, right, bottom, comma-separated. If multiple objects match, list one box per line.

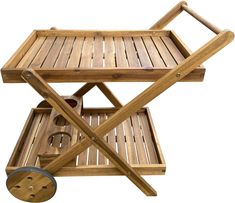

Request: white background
left=0, top=0, right=234, bottom=202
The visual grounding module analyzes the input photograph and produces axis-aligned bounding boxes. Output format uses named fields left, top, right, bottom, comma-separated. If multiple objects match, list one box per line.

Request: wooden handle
left=182, top=4, right=222, bottom=34
left=150, top=1, right=223, bottom=34
left=150, top=1, right=187, bottom=30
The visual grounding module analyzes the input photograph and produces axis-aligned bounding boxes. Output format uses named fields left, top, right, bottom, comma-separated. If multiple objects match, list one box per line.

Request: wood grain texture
left=7, top=108, right=165, bottom=176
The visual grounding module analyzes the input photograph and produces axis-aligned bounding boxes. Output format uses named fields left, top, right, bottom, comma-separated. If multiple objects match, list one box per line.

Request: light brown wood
left=93, top=30, right=234, bottom=140
left=150, top=1, right=187, bottom=30
left=22, top=70, right=157, bottom=196
left=93, top=37, right=104, bottom=67
left=29, top=37, right=56, bottom=69
left=123, top=37, right=140, bottom=67
left=6, top=108, right=165, bottom=175
left=16, top=37, right=46, bottom=69
left=54, top=37, right=75, bottom=68
left=152, top=37, right=177, bottom=67
left=80, top=37, right=93, bottom=68
left=96, top=83, right=123, bottom=107
left=1, top=30, right=206, bottom=83
left=37, top=30, right=169, bottom=37
left=17, top=29, right=233, bottom=181
left=114, top=37, right=128, bottom=67
left=142, top=37, right=166, bottom=67
left=3, top=31, right=37, bottom=69
left=67, top=37, right=84, bottom=68
left=7, top=109, right=35, bottom=168
left=104, top=37, right=115, bottom=67
left=1, top=67, right=205, bottom=83
left=182, top=4, right=222, bottom=34
left=7, top=164, right=166, bottom=176
left=73, top=83, right=96, bottom=97
left=161, top=36, right=185, bottom=64
left=41, top=37, right=65, bottom=68
left=6, top=167, right=56, bottom=202
left=133, top=37, right=152, bottom=67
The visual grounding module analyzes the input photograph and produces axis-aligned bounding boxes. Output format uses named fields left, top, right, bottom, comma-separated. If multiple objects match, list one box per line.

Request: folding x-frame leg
left=21, top=30, right=232, bottom=196
left=22, top=70, right=157, bottom=196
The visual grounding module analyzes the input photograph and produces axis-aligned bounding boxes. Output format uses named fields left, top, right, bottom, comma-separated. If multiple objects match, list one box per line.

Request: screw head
left=176, top=73, right=181, bottom=77
left=91, top=137, right=96, bottom=141
left=25, top=72, right=32, bottom=78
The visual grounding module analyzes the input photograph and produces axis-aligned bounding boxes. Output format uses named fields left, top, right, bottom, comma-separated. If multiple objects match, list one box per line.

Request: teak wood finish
left=1, top=1, right=234, bottom=202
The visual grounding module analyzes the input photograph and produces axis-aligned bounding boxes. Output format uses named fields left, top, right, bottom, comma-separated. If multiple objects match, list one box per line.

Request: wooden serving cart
left=1, top=2, right=233, bottom=202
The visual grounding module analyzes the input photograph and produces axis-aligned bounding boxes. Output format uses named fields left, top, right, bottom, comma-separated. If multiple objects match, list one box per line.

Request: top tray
left=1, top=30, right=205, bottom=83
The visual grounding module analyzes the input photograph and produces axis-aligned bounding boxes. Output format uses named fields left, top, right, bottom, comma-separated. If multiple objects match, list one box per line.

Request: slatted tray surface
left=1, top=30, right=205, bottom=82
left=6, top=108, right=166, bottom=176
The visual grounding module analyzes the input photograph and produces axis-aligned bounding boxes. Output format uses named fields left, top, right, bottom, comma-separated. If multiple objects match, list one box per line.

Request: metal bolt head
left=25, top=72, right=32, bottom=79
left=91, top=137, right=96, bottom=141
left=176, top=73, right=181, bottom=77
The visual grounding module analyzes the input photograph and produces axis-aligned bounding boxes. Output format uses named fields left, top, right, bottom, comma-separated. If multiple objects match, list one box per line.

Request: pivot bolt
left=176, top=73, right=181, bottom=77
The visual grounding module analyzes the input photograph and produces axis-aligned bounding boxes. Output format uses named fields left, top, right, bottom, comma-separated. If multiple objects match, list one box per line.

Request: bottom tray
left=6, top=107, right=166, bottom=176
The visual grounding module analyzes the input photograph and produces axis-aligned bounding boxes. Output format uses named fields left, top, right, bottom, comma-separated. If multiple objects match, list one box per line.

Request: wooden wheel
left=6, top=167, right=57, bottom=202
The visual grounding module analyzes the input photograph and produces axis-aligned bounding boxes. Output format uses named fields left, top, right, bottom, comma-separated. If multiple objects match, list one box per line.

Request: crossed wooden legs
left=21, top=72, right=157, bottom=196
left=20, top=29, right=233, bottom=196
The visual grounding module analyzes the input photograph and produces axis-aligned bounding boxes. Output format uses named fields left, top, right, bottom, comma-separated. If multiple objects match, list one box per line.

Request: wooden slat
left=67, top=37, right=84, bottom=68
left=29, top=37, right=56, bottom=68
left=3, top=31, right=37, bottom=69
left=54, top=37, right=75, bottom=68
left=152, top=36, right=177, bottom=67
left=26, top=114, right=49, bottom=166
left=142, top=37, right=166, bottom=67
left=16, top=114, right=42, bottom=166
left=41, top=37, right=65, bottom=68
left=104, top=37, right=115, bottom=67
left=123, top=118, right=138, bottom=164
left=106, top=114, right=116, bottom=165
left=93, top=36, right=103, bottom=67
left=161, top=36, right=185, bottom=64
left=116, top=123, right=127, bottom=161
left=78, top=115, right=89, bottom=165
left=130, top=114, right=148, bottom=164
left=138, top=113, right=158, bottom=164
left=133, top=37, right=152, bottom=67
left=7, top=109, right=35, bottom=167
left=16, top=37, right=46, bottom=69
left=123, top=37, right=140, bottom=67
left=88, top=114, right=98, bottom=165
left=114, top=37, right=128, bottom=67
left=79, top=37, right=94, bottom=68
left=98, top=114, right=107, bottom=165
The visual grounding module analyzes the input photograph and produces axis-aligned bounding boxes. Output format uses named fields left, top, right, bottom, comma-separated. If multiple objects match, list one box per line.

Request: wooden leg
left=21, top=30, right=233, bottom=196
left=22, top=70, right=157, bottom=196
left=96, top=83, right=122, bottom=107
left=73, top=82, right=123, bottom=107
left=73, top=83, right=96, bottom=97
left=22, top=29, right=232, bottom=174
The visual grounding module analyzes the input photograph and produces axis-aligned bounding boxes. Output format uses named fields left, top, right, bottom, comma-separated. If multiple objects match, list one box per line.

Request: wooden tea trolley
left=1, top=2, right=234, bottom=202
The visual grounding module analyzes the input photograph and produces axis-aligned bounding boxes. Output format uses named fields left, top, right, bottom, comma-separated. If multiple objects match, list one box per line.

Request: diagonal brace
left=22, top=70, right=157, bottom=196
left=73, top=82, right=122, bottom=107
left=22, top=30, right=233, bottom=196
